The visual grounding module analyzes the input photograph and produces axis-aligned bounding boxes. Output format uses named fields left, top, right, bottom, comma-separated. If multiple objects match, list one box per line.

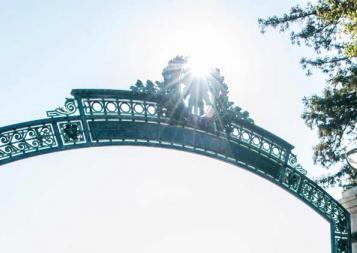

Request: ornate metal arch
left=0, top=57, right=352, bottom=253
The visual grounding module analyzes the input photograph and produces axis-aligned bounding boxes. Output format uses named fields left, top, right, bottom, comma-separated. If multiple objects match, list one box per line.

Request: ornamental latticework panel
left=0, top=124, right=57, bottom=160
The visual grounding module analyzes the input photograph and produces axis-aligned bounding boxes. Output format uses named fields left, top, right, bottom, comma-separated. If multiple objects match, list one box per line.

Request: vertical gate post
left=340, top=186, right=357, bottom=253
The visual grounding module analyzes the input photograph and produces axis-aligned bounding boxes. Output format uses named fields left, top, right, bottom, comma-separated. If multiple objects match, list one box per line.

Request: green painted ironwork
left=0, top=57, right=352, bottom=253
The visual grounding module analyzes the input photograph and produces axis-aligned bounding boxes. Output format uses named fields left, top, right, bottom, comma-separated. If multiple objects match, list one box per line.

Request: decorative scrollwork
left=336, top=215, right=348, bottom=234
left=336, top=238, right=349, bottom=253
left=58, top=121, right=85, bottom=145
left=47, top=98, right=77, bottom=117
left=0, top=124, right=57, bottom=160
left=299, top=178, right=350, bottom=253
left=300, top=179, right=349, bottom=227
left=282, top=168, right=301, bottom=192
left=287, top=153, right=307, bottom=175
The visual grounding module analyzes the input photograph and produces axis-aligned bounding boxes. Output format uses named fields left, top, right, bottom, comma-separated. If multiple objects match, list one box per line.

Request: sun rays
left=161, top=56, right=228, bottom=132
left=186, top=56, right=214, bottom=79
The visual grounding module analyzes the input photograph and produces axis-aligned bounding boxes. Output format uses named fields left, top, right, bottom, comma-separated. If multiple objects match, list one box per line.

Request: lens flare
left=187, top=57, right=213, bottom=78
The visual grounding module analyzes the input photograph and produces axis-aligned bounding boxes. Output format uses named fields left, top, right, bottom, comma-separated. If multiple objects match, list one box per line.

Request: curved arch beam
left=0, top=89, right=351, bottom=253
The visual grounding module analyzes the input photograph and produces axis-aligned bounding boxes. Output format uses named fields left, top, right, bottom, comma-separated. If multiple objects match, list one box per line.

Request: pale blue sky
left=0, top=0, right=332, bottom=252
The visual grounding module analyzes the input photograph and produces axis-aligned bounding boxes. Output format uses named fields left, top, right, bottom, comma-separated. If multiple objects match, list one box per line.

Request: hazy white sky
left=0, top=0, right=334, bottom=252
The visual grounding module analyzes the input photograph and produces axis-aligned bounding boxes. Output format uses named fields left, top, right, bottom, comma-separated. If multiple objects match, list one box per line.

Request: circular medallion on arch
left=133, top=103, right=145, bottom=115
left=119, top=102, right=131, bottom=114
left=146, top=104, right=157, bottom=116
left=91, top=101, right=104, bottom=113
left=105, top=101, right=118, bottom=113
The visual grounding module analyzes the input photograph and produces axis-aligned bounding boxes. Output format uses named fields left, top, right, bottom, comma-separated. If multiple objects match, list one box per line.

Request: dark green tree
left=259, top=0, right=357, bottom=188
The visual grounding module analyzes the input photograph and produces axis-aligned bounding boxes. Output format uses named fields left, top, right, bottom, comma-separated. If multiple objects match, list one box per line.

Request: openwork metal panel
left=0, top=123, right=58, bottom=160
left=0, top=88, right=351, bottom=253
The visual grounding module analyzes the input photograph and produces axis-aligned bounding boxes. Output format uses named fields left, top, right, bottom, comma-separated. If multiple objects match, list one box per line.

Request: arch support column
left=340, top=187, right=357, bottom=253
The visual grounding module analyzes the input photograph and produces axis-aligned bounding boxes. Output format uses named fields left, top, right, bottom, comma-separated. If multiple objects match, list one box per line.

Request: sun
left=186, top=56, right=213, bottom=78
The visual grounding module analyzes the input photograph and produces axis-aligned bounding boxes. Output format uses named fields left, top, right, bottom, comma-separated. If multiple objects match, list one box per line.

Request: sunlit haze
left=187, top=56, right=214, bottom=78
